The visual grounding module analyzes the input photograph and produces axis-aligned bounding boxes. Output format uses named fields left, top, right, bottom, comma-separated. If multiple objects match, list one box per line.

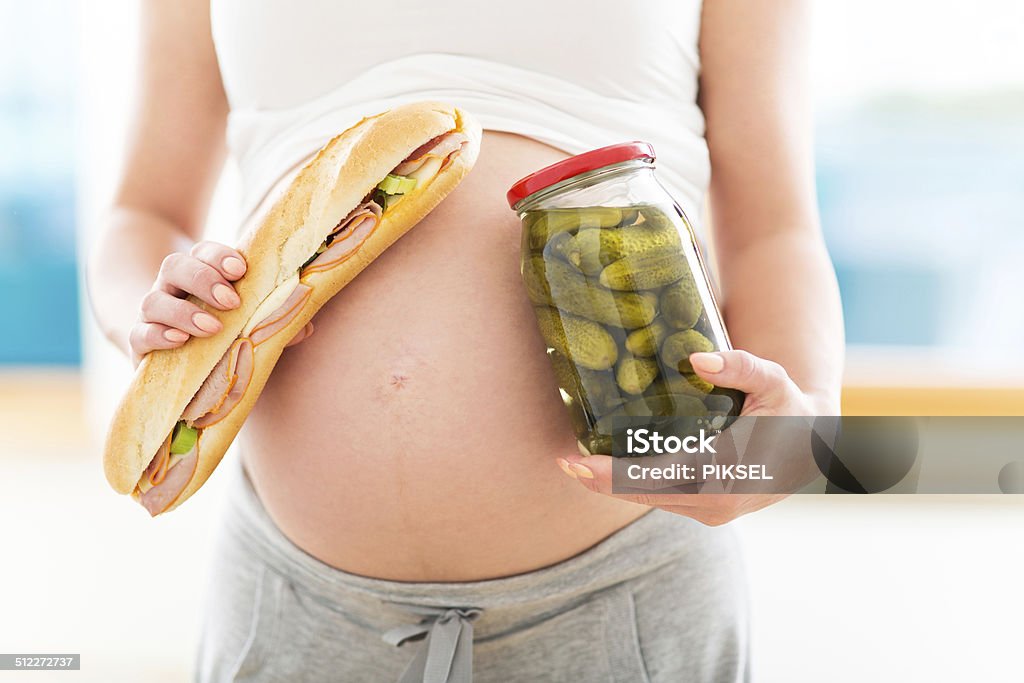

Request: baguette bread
left=103, top=101, right=481, bottom=514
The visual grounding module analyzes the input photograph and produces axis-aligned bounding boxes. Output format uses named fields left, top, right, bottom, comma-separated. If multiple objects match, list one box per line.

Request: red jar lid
left=506, top=141, right=656, bottom=209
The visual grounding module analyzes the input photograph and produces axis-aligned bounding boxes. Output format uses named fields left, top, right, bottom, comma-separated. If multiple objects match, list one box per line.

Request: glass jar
left=507, top=142, right=744, bottom=456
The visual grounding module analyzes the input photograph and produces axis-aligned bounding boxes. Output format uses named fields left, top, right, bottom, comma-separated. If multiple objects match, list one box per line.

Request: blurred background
left=2, top=1, right=1022, bottom=681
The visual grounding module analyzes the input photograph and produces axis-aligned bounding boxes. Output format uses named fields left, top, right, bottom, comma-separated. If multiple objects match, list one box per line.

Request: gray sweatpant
left=196, top=458, right=751, bottom=682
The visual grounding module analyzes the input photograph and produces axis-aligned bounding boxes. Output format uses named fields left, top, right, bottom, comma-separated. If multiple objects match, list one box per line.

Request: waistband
left=222, top=456, right=711, bottom=623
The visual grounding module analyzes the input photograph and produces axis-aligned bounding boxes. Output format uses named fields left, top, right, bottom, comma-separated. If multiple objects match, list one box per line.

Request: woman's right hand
left=128, top=241, right=247, bottom=367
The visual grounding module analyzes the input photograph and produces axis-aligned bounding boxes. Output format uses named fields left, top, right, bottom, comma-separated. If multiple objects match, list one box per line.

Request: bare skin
left=88, top=0, right=842, bottom=580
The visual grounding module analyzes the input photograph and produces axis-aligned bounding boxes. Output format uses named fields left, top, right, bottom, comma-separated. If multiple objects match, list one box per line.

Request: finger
left=140, top=290, right=223, bottom=336
left=556, top=454, right=703, bottom=507
left=284, top=322, right=315, bottom=348
left=190, top=240, right=247, bottom=281
left=129, top=321, right=190, bottom=359
left=157, top=253, right=240, bottom=310
left=689, top=350, right=789, bottom=398
left=556, top=455, right=773, bottom=524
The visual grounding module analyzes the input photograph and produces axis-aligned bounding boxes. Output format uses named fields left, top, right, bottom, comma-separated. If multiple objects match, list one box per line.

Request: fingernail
left=570, top=463, right=595, bottom=479
left=222, top=256, right=246, bottom=277
left=164, top=329, right=189, bottom=343
left=193, top=312, right=221, bottom=333
left=690, top=352, right=724, bottom=374
left=556, top=458, right=578, bottom=479
left=212, top=283, right=239, bottom=308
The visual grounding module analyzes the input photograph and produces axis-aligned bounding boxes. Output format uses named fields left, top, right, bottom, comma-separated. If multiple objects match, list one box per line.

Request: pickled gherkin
left=691, top=375, right=715, bottom=395
left=567, top=228, right=605, bottom=275
left=623, top=393, right=708, bottom=418
left=615, top=356, right=660, bottom=395
left=625, top=319, right=670, bottom=357
left=599, top=250, right=689, bottom=291
left=660, top=273, right=702, bottom=330
left=525, top=210, right=580, bottom=250
left=534, top=307, right=618, bottom=371
left=661, top=329, right=715, bottom=373
left=523, top=255, right=658, bottom=329
left=619, top=207, right=641, bottom=226
left=525, top=207, right=625, bottom=250
left=548, top=352, right=623, bottom=416
left=579, top=369, right=626, bottom=415
left=568, top=219, right=683, bottom=275
left=543, top=230, right=575, bottom=263
left=646, top=372, right=713, bottom=398
left=578, top=207, right=625, bottom=228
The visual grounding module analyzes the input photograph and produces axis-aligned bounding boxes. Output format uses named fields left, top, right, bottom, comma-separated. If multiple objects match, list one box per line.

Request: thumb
left=689, top=350, right=789, bottom=398
left=285, top=322, right=315, bottom=348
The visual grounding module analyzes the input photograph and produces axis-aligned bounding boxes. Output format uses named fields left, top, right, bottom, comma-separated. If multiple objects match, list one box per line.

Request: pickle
left=660, top=329, right=715, bottom=373
left=549, top=352, right=624, bottom=415
left=525, top=208, right=627, bottom=250
left=624, top=319, right=670, bottom=357
left=579, top=207, right=626, bottom=228
left=563, top=394, right=590, bottom=435
left=569, top=220, right=683, bottom=275
left=634, top=204, right=684, bottom=228
left=647, top=372, right=713, bottom=398
left=522, top=253, right=553, bottom=303
left=599, top=250, right=688, bottom=291
left=525, top=210, right=582, bottom=250
left=660, top=273, right=702, bottom=330
left=534, top=307, right=618, bottom=371
left=620, top=207, right=641, bottom=226
left=590, top=393, right=708, bottom=455
left=622, top=393, right=708, bottom=418
left=616, top=356, right=660, bottom=395
left=580, top=368, right=626, bottom=415
left=583, top=430, right=616, bottom=456
left=593, top=408, right=622, bottom=430
left=548, top=350, right=583, bottom=399
left=681, top=373, right=715, bottom=395
left=568, top=228, right=605, bottom=275
left=524, top=255, right=658, bottom=329
left=543, top=230, right=575, bottom=263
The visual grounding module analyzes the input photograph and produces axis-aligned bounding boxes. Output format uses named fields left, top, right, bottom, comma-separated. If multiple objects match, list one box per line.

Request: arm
left=699, top=0, right=844, bottom=413
left=556, top=0, right=844, bottom=523
left=87, top=0, right=250, bottom=366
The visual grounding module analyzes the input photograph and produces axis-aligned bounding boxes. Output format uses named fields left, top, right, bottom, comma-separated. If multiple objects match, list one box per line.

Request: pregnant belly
left=241, top=132, right=648, bottom=581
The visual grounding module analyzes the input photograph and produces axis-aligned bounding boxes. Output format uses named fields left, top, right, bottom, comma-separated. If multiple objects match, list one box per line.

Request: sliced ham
left=144, top=434, right=172, bottom=486
left=188, top=338, right=255, bottom=428
left=393, top=132, right=469, bottom=176
left=250, top=283, right=312, bottom=346
left=138, top=449, right=198, bottom=517
left=181, top=345, right=235, bottom=423
left=302, top=202, right=382, bottom=275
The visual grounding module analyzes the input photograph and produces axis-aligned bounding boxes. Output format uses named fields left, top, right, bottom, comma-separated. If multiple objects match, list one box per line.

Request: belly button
left=389, top=373, right=411, bottom=390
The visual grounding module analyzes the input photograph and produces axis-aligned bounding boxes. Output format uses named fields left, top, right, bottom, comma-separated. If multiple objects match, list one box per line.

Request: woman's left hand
left=556, top=350, right=829, bottom=526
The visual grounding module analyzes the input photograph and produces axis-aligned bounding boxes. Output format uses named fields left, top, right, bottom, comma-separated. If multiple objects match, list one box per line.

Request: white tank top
left=210, top=0, right=708, bottom=224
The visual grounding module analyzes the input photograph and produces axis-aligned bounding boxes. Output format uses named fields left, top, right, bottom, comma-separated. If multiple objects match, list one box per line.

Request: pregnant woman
left=88, top=0, right=843, bottom=681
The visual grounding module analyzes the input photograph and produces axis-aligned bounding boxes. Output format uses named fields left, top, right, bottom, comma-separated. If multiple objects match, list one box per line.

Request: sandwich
left=103, top=101, right=481, bottom=515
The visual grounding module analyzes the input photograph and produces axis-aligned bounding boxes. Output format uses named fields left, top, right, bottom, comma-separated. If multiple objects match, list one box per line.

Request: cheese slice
left=407, top=156, right=444, bottom=185
left=242, top=273, right=300, bottom=337
left=136, top=452, right=189, bottom=494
